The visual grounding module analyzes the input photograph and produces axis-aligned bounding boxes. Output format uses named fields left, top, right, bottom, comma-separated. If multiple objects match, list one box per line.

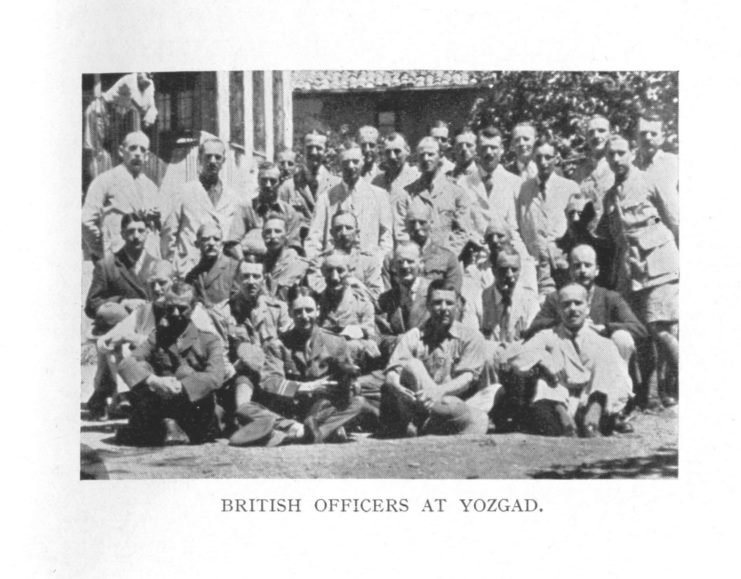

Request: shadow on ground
left=529, top=445, right=678, bottom=479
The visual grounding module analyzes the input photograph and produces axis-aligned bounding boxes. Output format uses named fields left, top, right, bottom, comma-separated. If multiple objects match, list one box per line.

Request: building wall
left=293, top=88, right=487, bottom=148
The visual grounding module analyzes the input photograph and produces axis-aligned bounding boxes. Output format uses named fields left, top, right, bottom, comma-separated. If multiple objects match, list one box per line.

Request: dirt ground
left=80, top=363, right=678, bottom=480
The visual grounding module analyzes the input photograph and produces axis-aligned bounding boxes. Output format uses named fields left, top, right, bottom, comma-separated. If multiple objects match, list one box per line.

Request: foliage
left=466, top=71, right=678, bottom=166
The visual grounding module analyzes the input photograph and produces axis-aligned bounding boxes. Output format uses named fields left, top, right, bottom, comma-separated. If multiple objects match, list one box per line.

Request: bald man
left=82, top=131, right=162, bottom=260
left=161, top=137, right=243, bottom=276
left=510, top=283, right=633, bottom=437
left=305, top=145, right=393, bottom=259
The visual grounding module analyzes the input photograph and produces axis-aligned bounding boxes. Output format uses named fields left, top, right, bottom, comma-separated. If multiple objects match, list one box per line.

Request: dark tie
left=483, top=172, right=493, bottom=194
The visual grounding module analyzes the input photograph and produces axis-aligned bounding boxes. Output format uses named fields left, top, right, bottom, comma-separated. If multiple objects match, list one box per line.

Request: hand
left=147, top=375, right=183, bottom=399
left=415, top=386, right=444, bottom=411
left=298, top=378, right=336, bottom=397
left=340, top=325, right=364, bottom=340
left=588, top=321, right=607, bottom=335
left=120, top=298, right=146, bottom=313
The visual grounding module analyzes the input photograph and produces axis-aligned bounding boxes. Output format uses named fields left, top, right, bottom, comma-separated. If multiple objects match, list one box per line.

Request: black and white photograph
left=79, top=69, right=679, bottom=480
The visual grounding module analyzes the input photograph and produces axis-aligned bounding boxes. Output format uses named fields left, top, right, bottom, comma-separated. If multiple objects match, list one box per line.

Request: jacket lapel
left=114, top=251, right=148, bottom=298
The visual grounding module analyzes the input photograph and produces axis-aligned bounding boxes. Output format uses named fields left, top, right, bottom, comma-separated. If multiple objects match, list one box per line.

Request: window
left=377, top=111, right=397, bottom=135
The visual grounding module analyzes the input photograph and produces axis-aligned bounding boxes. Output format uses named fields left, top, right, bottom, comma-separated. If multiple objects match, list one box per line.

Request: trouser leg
left=378, top=382, right=424, bottom=438
left=306, top=396, right=366, bottom=441
left=167, top=392, right=217, bottom=444
left=229, top=401, right=279, bottom=446
left=123, top=385, right=167, bottom=445
left=526, top=399, right=574, bottom=437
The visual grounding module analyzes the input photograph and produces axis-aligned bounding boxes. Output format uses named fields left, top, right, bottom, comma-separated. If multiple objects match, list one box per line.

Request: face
left=263, top=219, right=287, bottom=252
left=291, top=295, right=318, bottom=332
left=428, top=289, right=458, bottom=327
left=198, top=229, right=223, bottom=259
left=121, top=219, right=148, bottom=252
left=558, top=285, right=589, bottom=330
left=534, top=143, right=557, bottom=180
left=120, top=134, right=149, bottom=175
left=322, top=258, right=349, bottom=292
left=406, top=215, right=431, bottom=245
left=200, top=141, right=226, bottom=179
left=393, top=247, right=421, bottom=286
left=341, top=149, right=363, bottom=184
left=495, top=254, right=521, bottom=296
left=430, top=127, right=450, bottom=153
left=277, top=152, right=297, bottom=179
left=569, top=246, right=599, bottom=288
left=512, top=126, right=536, bottom=160
left=455, top=134, right=477, bottom=165
left=258, top=167, right=281, bottom=201
left=148, top=275, right=173, bottom=304
left=383, top=137, right=409, bottom=171
left=359, top=134, right=378, bottom=164
left=587, top=117, right=610, bottom=152
left=478, top=135, right=504, bottom=172
left=487, top=229, right=510, bottom=255
left=417, top=142, right=441, bottom=175
left=304, top=137, right=326, bottom=169
left=637, top=118, right=665, bottom=156
left=240, top=262, right=264, bottom=299
left=162, top=294, right=194, bottom=333
left=331, top=214, right=358, bottom=250
left=605, top=137, right=633, bottom=179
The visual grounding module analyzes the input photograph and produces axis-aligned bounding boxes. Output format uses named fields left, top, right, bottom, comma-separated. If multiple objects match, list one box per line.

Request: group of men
left=82, top=109, right=678, bottom=447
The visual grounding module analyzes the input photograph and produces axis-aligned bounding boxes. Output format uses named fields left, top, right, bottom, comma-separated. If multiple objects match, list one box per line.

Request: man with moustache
left=82, top=131, right=162, bottom=261
left=161, top=137, right=242, bottom=276
left=305, top=145, right=393, bottom=259
left=357, top=125, right=383, bottom=183
left=509, top=283, right=632, bottom=437
left=449, top=129, right=478, bottom=180
left=379, top=279, right=492, bottom=437
left=116, top=281, right=226, bottom=446
left=227, top=161, right=301, bottom=259
left=371, top=132, right=420, bottom=198
left=261, top=215, right=311, bottom=302
left=278, top=131, right=340, bottom=240
left=185, top=223, right=241, bottom=311
left=306, top=210, right=384, bottom=304
left=393, top=137, right=473, bottom=255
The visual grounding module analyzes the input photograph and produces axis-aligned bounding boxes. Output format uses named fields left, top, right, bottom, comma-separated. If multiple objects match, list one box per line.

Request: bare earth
left=80, top=363, right=678, bottom=480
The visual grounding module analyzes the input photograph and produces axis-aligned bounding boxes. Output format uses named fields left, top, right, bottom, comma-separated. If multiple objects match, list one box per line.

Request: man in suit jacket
left=185, top=222, right=241, bottom=312
left=305, top=145, right=393, bottom=259
left=85, top=211, right=162, bottom=320
left=116, top=281, right=226, bottom=446
left=161, top=137, right=243, bottom=276
left=524, top=244, right=647, bottom=365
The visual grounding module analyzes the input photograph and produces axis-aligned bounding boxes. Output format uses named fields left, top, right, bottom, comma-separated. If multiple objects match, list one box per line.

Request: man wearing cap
left=229, top=288, right=366, bottom=446
left=184, top=223, right=241, bottom=315
left=161, top=137, right=242, bottom=276
left=379, top=278, right=493, bottom=437
left=634, top=111, right=678, bottom=199
left=85, top=211, right=162, bottom=320
left=358, top=125, right=383, bottom=183
left=306, top=210, right=384, bottom=304
left=278, top=131, right=340, bottom=239
left=371, top=132, right=420, bottom=199
left=457, top=127, right=525, bottom=244
left=599, top=134, right=679, bottom=407
left=228, top=161, right=302, bottom=259
left=116, top=281, right=226, bottom=445
left=276, top=148, right=298, bottom=185
left=509, top=283, right=632, bottom=437
left=305, top=144, right=393, bottom=259
left=449, top=129, right=478, bottom=180
left=516, top=137, right=580, bottom=263
left=82, top=131, right=162, bottom=261
left=394, top=137, right=474, bottom=255
left=429, top=120, right=456, bottom=175
left=262, top=215, right=311, bottom=302
left=505, top=122, right=538, bottom=180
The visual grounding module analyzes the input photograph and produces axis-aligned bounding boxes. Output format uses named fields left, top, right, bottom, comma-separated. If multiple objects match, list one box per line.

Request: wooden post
left=242, top=71, right=254, bottom=160
left=216, top=70, right=230, bottom=144
left=264, top=70, right=274, bottom=161
left=273, top=70, right=293, bottom=152
left=93, top=74, right=102, bottom=98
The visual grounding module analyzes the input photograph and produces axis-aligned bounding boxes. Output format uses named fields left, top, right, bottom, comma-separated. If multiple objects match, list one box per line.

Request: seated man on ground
left=116, top=281, right=226, bottom=446
left=508, top=283, right=632, bottom=437
left=228, top=288, right=367, bottom=446
left=379, top=279, right=494, bottom=438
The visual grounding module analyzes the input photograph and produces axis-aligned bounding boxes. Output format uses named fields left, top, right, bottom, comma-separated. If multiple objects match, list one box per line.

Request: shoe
left=661, top=396, right=678, bottom=408
left=303, top=416, right=323, bottom=444
left=582, top=423, right=600, bottom=438
left=107, top=393, right=132, bottom=419
left=162, top=419, right=190, bottom=445
left=326, top=427, right=348, bottom=443
left=612, top=415, right=635, bottom=434
left=86, top=391, right=109, bottom=421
